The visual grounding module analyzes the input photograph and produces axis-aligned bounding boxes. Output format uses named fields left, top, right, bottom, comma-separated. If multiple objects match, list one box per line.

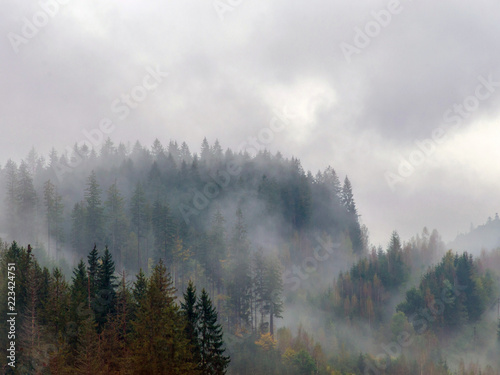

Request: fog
left=2, top=1, right=500, bottom=374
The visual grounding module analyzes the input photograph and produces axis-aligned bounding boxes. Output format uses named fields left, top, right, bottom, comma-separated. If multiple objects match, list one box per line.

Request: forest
left=1, top=138, right=500, bottom=374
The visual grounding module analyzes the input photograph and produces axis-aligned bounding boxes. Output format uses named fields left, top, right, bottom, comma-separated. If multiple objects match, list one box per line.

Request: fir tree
left=263, top=257, right=284, bottom=336
left=130, top=259, right=197, bottom=374
left=105, top=182, right=129, bottom=267
left=95, top=246, right=117, bottom=326
left=85, top=170, right=104, bottom=245
left=130, top=182, right=149, bottom=269
left=87, top=244, right=100, bottom=304
left=181, top=280, right=200, bottom=364
left=197, top=289, right=230, bottom=375
left=132, top=269, right=148, bottom=308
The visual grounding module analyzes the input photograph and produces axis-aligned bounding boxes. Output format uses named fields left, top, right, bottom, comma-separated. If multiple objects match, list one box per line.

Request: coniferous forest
left=1, top=139, right=500, bottom=374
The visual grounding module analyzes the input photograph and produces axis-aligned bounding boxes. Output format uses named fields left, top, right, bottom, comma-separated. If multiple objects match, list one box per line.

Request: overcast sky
left=2, top=0, right=500, bottom=247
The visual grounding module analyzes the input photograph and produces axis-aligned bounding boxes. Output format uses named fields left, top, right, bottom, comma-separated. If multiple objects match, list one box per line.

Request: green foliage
left=397, top=251, right=496, bottom=333
left=198, top=288, right=230, bottom=374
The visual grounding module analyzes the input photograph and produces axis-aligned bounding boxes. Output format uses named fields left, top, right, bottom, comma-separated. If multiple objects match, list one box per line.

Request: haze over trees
left=1, top=139, right=500, bottom=374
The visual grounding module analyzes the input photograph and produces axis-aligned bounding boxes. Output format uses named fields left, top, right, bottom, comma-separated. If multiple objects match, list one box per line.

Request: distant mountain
left=448, top=214, right=500, bottom=253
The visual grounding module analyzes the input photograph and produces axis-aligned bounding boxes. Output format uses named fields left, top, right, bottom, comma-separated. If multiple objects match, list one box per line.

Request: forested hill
left=449, top=214, right=500, bottom=254
left=0, top=137, right=365, bottom=274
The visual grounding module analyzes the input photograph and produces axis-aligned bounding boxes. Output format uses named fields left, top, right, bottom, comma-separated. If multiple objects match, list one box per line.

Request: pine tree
left=200, top=137, right=212, bottom=164
left=197, top=289, right=230, bottom=375
left=341, top=176, right=363, bottom=254
left=263, top=257, right=284, bottom=336
left=95, top=246, right=117, bottom=326
left=44, top=180, right=65, bottom=258
left=252, top=249, right=266, bottom=333
left=85, top=171, right=104, bottom=245
left=151, top=138, right=165, bottom=160
left=130, top=259, right=197, bottom=374
left=181, top=280, right=200, bottom=364
left=18, top=251, right=43, bottom=372
left=17, top=161, right=38, bottom=242
left=130, top=182, right=149, bottom=269
left=151, top=200, right=176, bottom=263
left=70, top=259, right=90, bottom=337
left=227, top=208, right=252, bottom=331
left=105, top=182, right=129, bottom=267
left=205, top=209, right=226, bottom=296
left=3, top=159, right=19, bottom=238
left=74, top=315, right=103, bottom=375
left=87, top=244, right=100, bottom=305
left=132, top=269, right=148, bottom=308
left=45, top=267, right=70, bottom=337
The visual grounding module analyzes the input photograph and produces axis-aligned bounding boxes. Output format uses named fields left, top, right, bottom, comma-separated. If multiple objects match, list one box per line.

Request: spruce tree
left=87, top=244, right=100, bottom=305
left=130, top=259, right=197, bottom=374
left=197, top=289, right=230, bottom=375
left=17, top=161, right=38, bottom=242
left=152, top=200, right=176, bottom=263
left=70, top=259, right=90, bottom=344
left=85, top=170, right=104, bottom=245
left=95, top=246, right=117, bottom=326
left=130, top=182, right=149, bottom=269
left=105, top=182, right=129, bottom=267
left=132, top=269, right=148, bottom=308
left=3, top=160, right=19, bottom=239
left=263, top=257, right=284, bottom=336
left=341, top=176, right=363, bottom=254
left=181, top=280, right=200, bottom=363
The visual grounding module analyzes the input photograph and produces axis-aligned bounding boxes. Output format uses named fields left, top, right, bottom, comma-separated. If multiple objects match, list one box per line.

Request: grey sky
left=2, top=0, right=500, bottom=246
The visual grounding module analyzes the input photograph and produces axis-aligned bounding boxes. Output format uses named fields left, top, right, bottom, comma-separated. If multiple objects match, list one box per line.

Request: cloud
left=1, top=0, right=499, bottom=246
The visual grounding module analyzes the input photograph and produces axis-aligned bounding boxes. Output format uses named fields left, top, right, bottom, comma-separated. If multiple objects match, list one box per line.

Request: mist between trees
left=1, top=138, right=500, bottom=374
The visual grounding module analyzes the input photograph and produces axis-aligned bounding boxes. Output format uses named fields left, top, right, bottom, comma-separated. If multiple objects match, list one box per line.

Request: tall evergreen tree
left=3, top=159, right=19, bottom=238
left=197, top=289, right=230, bottom=375
left=87, top=244, right=100, bottom=305
left=17, top=160, right=38, bottom=242
left=43, top=179, right=64, bottom=258
left=130, top=259, right=197, bottom=374
left=132, top=269, right=148, bottom=308
left=105, top=182, right=129, bottom=267
left=95, top=246, right=117, bottom=326
left=263, top=257, right=284, bottom=336
left=130, top=182, right=149, bottom=269
left=85, top=171, right=104, bottom=245
left=181, top=280, right=200, bottom=364
left=151, top=200, right=176, bottom=263
left=70, top=259, right=90, bottom=325
left=227, top=208, right=252, bottom=331
left=341, top=176, right=363, bottom=254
